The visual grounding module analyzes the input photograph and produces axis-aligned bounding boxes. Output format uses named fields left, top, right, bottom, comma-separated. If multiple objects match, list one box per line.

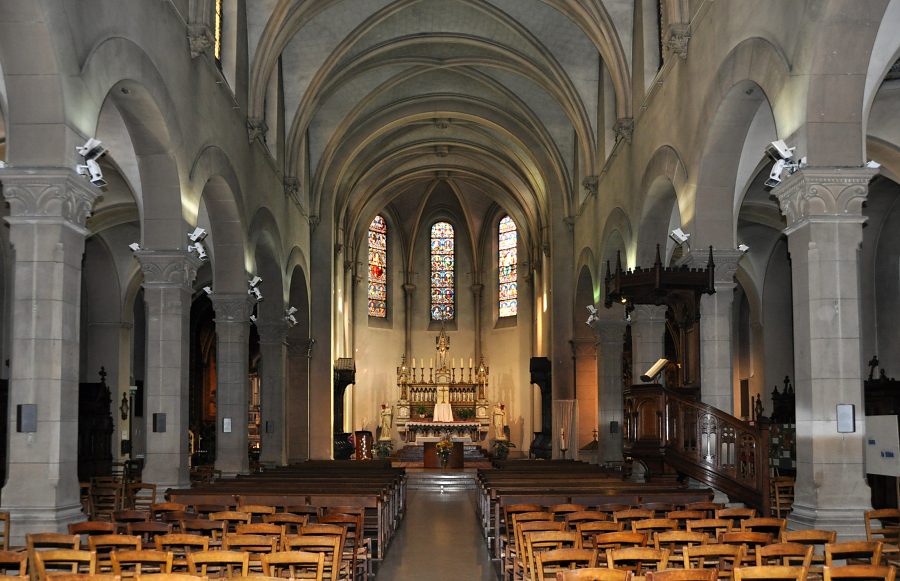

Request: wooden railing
left=623, top=384, right=770, bottom=514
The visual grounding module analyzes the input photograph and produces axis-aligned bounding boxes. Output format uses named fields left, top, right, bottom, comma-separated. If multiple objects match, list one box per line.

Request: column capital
left=630, top=304, right=668, bottom=322
left=773, top=166, right=877, bottom=233
left=594, top=318, right=627, bottom=345
left=681, top=249, right=744, bottom=285
left=256, top=319, right=290, bottom=345
left=470, top=283, right=484, bottom=298
left=1, top=168, right=100, bottom=229
left=403, top=283, right=416, bottom=295
left=211, top=293, right=256, bottom=324
left=136, top=250, right=202, bottom=290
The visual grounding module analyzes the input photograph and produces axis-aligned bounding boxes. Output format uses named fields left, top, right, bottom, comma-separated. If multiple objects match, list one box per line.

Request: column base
left=788, top=502, right=870, bottom=539
left=1, top=502, right=84, bottom=547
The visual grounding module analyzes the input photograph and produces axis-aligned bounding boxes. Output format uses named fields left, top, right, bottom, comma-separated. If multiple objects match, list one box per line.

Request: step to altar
left=405, top=469, right=477, bottom=491
left=394, top=444, right=489, bottom=462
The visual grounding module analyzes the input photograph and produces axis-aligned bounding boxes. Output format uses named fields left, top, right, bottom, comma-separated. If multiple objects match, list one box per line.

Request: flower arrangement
left=436, top=437, right=454, bottom=467
left=492, top=439, right=516, bottom=460
left=373, top=440, right=393, bottom=459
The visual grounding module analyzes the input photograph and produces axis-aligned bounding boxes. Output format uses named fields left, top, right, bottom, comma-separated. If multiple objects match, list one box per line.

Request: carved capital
left=136, top=250, right=201, bottom=290
left=630, top=304, right=668, bottom=324
left=256, top=319, right=290, bottom=345
left=773, top=166, right=877, bottom=233
left=211, top=292, right=256, bottom=323
left=187, top=23, right=213, bottom=59
left=613, top=118, right=634, bottom=144
left=247, top=117, right=269, bottom=144
left=665, top=24, right=691, bottom=60
left=682, top=249, right=744, bottom=285
left=470, top=283, right=484, bottom=298
left=284, top=175, right=300, bottom=199
left=582, top=175, right=599, bottom=197
left=308, top=214, right=320, bottom=232
left=1, top=168, right=100, bottom=229
left=403, top=283, right=416, bottom=297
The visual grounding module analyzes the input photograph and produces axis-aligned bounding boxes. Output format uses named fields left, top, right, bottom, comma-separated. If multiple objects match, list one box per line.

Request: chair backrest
left=234, top=522, right=284, bottom=538
left=756, top=543, right=814, bottom=569
left=865, top=509, right=900, bottom=544
left=90, top=484, right=123, bottom=520
left=823, top=565, right=897, bottom=581
left=534, top=548, right=598, bottom=581
left=741, top=518, right=787, bottom=538
left=208, top=511, right=251, bottom=533
left=222, top=533, right=279, bottom=554
left=825, top=541, right=883, bottom=566
left=262, top=513, right=308, bottom=535
left=110, top=549, right=174, bottom=575
left=566, top=511, right=610, bottom=526
left=781, top=529, right=837, bottom=545
left=0, top=550, right=27, bottom=576
left=69, top=520, right=117, bottom=541
left=607, top=547, right=670, bottom=574
left=684, top=502, right=725, bottom=518
left=186, top=549, right=249, bottom=577
left=594, top=531, right=648, bottom=553
left=556, top=568, right=631, bottom=581
left=715, top=507, right=758, bottom=528
left=0, top=514, right=9, bottom=551
left=283, top=534, right=342, bottom=580
left=654, top=531, right=708, bottom=553
left=33, top=549, right=96, bottom=580
left=260, top=550, right=325, bottom=580
left=613, top=509, right=655, bottom=524
left=719, top=531, right=775, bottom=551
left=733, top=565, right=806, bottom=580
left=26, top=533, right=80, bottom=552
left=686, top=518, right=732, bottom=538
left=514, top=519, right=564, bottom=568
left=236, top=504, right=276, bottom=522
left=550, top=504, right=588, bottom=517
left=88, top=534, right=142, bottom=571
left=524, top=531, right=581, bottom=579
left=643, top=503, right=676, bottom=516
left=645, top=570, right=718, bottom=581
left=126, top=521, right=172, bottom=544
left=113, top=510, right=150, bottom=525
left=683, top=544, right=745, bottom=571
left=632, top=519, right=679, bottom=535
left=37, top=575, right=119, bottom=581
left=576, top=521, right=624, bottom=547
left=150, top=503, right=187, bottom=518
left=154, top=534, right=209, bottom=572
left=127, top=575, right=207, bottom=581
left=178, top=519, right=224, bottom=541
left=125, top=483, right=157, bottom=512
left=666, top=511, right=706, bottom=528
left=771, top=480, right=795, bottom=518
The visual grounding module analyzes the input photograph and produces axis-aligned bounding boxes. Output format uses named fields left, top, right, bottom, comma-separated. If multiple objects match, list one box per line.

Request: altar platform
left=402, top=420, right=484, bottom=443
left=393, top=444, right=492, bottom=470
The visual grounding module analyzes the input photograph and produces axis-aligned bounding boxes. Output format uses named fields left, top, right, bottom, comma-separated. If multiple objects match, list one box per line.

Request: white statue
left=379, top=404, right=393, bottom=441
left=436, top=327, right=450, bottom=369
left=493, top=403, right=507, bottom=440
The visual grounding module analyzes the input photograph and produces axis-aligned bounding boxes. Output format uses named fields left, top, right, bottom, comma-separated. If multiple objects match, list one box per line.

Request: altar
left=404, top=421, right=482, bottom=443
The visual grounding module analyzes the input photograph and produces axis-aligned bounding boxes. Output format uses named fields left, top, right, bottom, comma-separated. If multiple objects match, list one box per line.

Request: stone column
left=630, top=304, right=668, bottom=383
left=471, top=283, right=483, bottom=360
left=595, top=314, right=627, bottom=463
left=689, top=250, right=742, bottom=413
left=402, top=283, right=415, bottom=358
left=285, top=337, right=311, bottom=462
left=0, top=170, right=98, bottom=542
left=774, top=167, right=876, bottom=537
left=136, top=250, right=200, bottom=496
left=257, top=320, right=288, bottom=466
left=211, top=293, right=254, bottom=476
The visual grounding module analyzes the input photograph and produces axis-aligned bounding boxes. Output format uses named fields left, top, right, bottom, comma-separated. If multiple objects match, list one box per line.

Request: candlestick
left=411, top=357, right=416, bottom=368
left=469, top=357, right=473, bottom=369
left=430, top=358, right=434, bottom=369
left=452, top=357, right=455, bottom=368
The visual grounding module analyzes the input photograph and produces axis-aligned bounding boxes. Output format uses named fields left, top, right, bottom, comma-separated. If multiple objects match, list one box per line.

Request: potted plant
left=436, top=437, right=453, bottom=468
left=492, top=439, right=516, bottom=460
left=373, top=440, right=393, bottom=459
left=416, top=405, right=427, bottom=419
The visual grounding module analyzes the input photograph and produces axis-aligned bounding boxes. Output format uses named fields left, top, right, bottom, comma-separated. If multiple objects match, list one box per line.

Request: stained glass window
left=214, top=0, right=223, bottom=64
left=368, top=215, right=387, bottom=318
left=499, top=215, right=518, bottom=317
left=431, top=222, right=455, bottom=320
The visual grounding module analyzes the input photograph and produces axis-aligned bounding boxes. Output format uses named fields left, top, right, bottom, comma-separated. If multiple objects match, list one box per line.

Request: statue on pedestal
left=436, top=326, right=450, bottom=369
left=378, top=404, right=393, bottom=441
left=493, top=403, right=507, bottom=440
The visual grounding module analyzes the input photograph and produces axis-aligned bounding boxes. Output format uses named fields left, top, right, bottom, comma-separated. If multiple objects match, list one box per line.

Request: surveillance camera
left=737, top=244, right=750, bottom=253
left=586, top=305, right=597, bottom=315
left=128, top=242, right=142, bottom=252
left=766, top=140, right=794, bottom=161
left=248, top=287, right=263, bottom=301
left=765, top=158, right=787, bottom=188
left=640, top=358, right=669, bottom=383
left=188, top=227, right=208, bottom=242
left=76, top=138, right=107, bottom=161
left=76, top=159, right=107, bottom=188
left=248, top=275, right=262, bottom=288
left=249, top=314, right=257, bottom=324
left=670, top=228, right=690, bottom=245
left=203, top=286, right=212, bottom=295
left=187, top=241, right=207, bottom=261
left=286, top=314, right=298, bottom=327
left=866, top=160, right=881, bottom=169
left=286, top=306, right=298, bottom=316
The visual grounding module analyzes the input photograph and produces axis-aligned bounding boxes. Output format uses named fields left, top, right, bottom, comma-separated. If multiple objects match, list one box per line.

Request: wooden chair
left=504, top=504, right=545, bottom=558
left=566, top=512, right=610, bottom=527
left=127, top=522, right=172, bottom=549
left=607, top=547, right=670, bottom=575
left=110, top=549, right=173, bottom=576
left=643, top=503, right=677, bottom=517
left=534, top=548, right=598, bottom=581
left=632, top=519, right=679, bottom=536
left=33, top=549, right=96, bottom=580
left=556, top=568, right=631, bottom=581
left=208, top=512, right=251, bottom=534
left=825, top=542, right=883, bottom=566
left=732, top=565, right=806, bottom=580
left=283, top=535, right=341, bottom=581
left=576, top=522, right=624, bottom=548
left=90, top=484, right=123, bottom=521
left=221, top=533, right=278, bottom=570
left=685, top=503, right=725, bottom=518
left=741, top=519, right=787, bottom=538
left=550, top=505, right=589, bottom=520
left=513, top=520, right=566, bottom=581
left=150, top=504, right=188, bottom=521
left=654, top=531, right=708, bottom=561
left=131, top=575, right=205, bottom=581
left=319, top=512, right=368, bottom=581
left=866, top=509, right=900, bottom=545
left=594, top=531, right=649, bottom=560
left=683, top=544, right=746, bottom=579
left=260, top=550, right=325, bottom=580
left=0, top=551, right=27, bottom=577
left=125, top=483, right=157, bottom=512
left=823, top=565, right=897, bottom=581
left=756, top=543, right=814, bottom=569
left=715, top=508, right=757, bottom=529
left=667, top=511, right=707, bottom=530
left=262, top=513, right=308, bottom=535
left=186, top=550, right=249, bottom=577
left=190, top=505, right=231, bottom=519
left=41, top=576, right=119, bottom=581
left=233, top=523, right=283, bottom=544
left=524, top=531, right=582, bottom=581
left=178, top=520, right=224, bottom=543
left=770, top=480, right=794, bottom=519
left=235, top=504, right=276, bottom=523
left=596, top=504, right=632, bottom=514
left=0, top=514, right=9, bottom=551
left=614, top=509, right=656, bottom=527
left=114, top=510, right=151, bottom=527
left=719, top=532, right=774, bottom=566
left=69, top=521, right=117, bottom=547
left=645, top=571, right=717, bottom=581
left=154, top=534, right=209, bottom=572
left=283, top=506, right=320, bottom=524
left=686, top=519, right=732, bottom=539
left=781, top=529, right=836, bottom=574
left=26, top=533, right=80, bottom=552
left=88, top=534, right=141, bottom=572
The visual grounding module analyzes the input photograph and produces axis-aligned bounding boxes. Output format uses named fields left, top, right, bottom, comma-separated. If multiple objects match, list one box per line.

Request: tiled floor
left=376, top=489, right=498, bottom=580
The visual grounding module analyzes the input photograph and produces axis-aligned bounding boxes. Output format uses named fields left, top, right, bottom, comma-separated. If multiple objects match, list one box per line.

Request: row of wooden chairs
left=555, top=564, right=897, bottom=581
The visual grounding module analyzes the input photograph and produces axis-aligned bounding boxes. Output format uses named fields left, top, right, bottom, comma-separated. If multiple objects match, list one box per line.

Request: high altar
left=394, top=328, right=491, bottom=444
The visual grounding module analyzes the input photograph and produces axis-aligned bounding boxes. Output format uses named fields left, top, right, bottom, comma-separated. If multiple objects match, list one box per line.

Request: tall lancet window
left=498, top=215, right=518, bottom=317
left=431, top=221, right=455, bottom=320
left=213, top=0, right=223, bottom=65
left=368, top=215, right=387, bottom=318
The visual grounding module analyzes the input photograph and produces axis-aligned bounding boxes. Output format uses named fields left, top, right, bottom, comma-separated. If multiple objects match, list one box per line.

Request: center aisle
left=375, top=489, right=497, bottom=580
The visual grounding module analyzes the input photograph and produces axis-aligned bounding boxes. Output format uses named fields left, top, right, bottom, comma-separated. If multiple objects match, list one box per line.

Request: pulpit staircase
left=624, top=383, right=771, bottom=514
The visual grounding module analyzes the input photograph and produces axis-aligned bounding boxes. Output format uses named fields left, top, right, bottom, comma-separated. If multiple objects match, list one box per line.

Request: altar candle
left=469, top=357, right=473, bottom=369
left=452, top=357, right=455, bottom=368
left=560, top=427, right=567, bottom=449
left=412, top=358, right=416, bottom=368
left=430, top=358, right=434, bottom=369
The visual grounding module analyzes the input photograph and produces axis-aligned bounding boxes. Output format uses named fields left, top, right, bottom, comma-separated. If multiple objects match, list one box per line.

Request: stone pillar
left=630, top=304, right=668, bottom=383
left=211, top=293, right=254, bottom=476
left=285, top=337, right=311, bottom=462
left=774, top=167, right=876, bottom=537
left=691, top=250, right=742, bottom=413
left=136, top=250, right=200, bottom=496
left=471, top=283, right=483, bottom=360
left=257, top=320, right=288, bottom=466
left=308, top=215, right=334, bottom=459
left=0, top=170, right=98, bottom=542
left=403, top=283, right=414, bottom=358
left=595, top=315, right=627, bottom=463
